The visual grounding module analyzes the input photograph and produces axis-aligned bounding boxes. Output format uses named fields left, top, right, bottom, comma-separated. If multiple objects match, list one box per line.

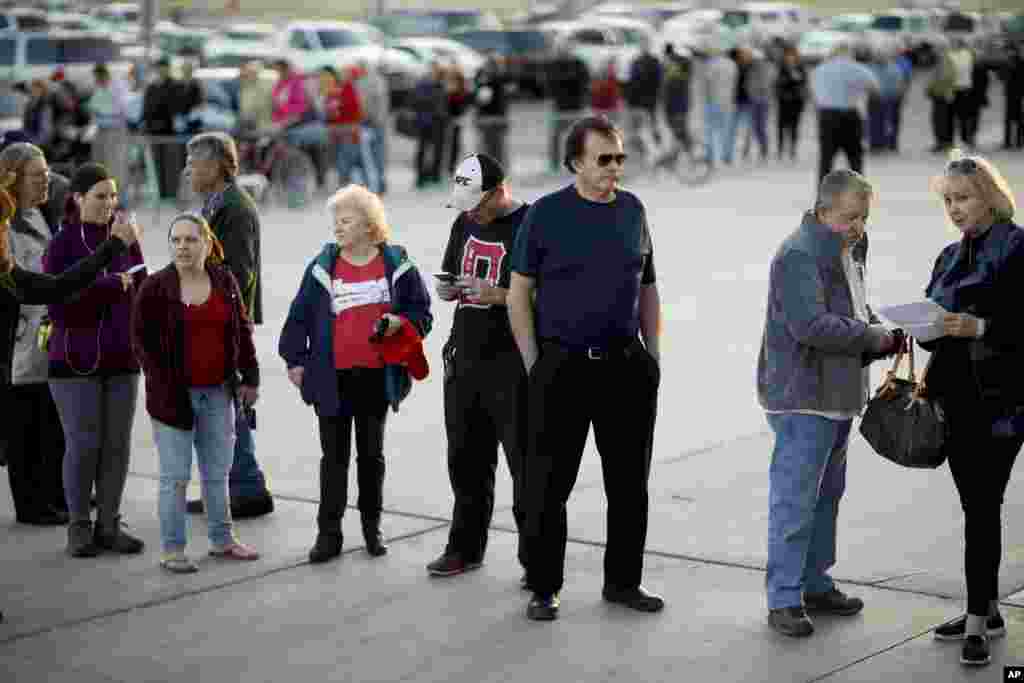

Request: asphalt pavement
left=2, top=77, right=1024, bottom=682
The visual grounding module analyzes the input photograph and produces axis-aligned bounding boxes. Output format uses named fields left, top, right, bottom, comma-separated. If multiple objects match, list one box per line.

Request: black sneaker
left=803, top=588, right=864, bottom=616
left=526, top=593, right=560, bottom=621
left=231, top=492, right=274, bottom=519
left=961, top=635, right=991, bottom=666
left=768, top=606, right=814, bottom=637
left=934, top=614, right=1007, bottom=641
left=426, top=553, right=482, bottom=577
left=185, top=499, right=205, bottom=515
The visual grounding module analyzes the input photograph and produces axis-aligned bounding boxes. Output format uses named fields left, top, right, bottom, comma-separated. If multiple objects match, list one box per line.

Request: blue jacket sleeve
left=397, top=264, right=433, bottom=339
left=278, top=263, right=315, bottom=368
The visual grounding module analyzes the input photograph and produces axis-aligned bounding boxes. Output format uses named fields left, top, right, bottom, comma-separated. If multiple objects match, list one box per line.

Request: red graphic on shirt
left=460, top=236, right=506, bottom=309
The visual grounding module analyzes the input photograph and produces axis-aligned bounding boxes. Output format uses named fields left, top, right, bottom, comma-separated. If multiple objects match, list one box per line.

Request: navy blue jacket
left=278, top=243, right=432, bottom=416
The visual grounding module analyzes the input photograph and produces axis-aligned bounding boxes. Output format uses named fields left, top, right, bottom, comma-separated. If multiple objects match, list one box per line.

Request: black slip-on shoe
left=768, top=606, right=814, bottom=637
left=961, top=635, right=991, bottom=666
left=308, top=533, right=343, bottom=564
left=66, top=520, right=100, bottom=558
left=934, top=614, right=1006, bottom=641
left=231, top=492, right=274, bottom=519
left=93, top=518, right=145, bottom=554
left=526, top=593, right=559, bottom=621
left=185, top=499, right=205, bottom=515
left=18, top=506, right=69, bottom=526
left=803, top=588, right=864, bottom=616
left=602, top=585, right=665, bottom=613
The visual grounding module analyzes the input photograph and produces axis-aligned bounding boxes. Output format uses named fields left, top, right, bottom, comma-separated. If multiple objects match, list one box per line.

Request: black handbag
left=859, top=339, right=947, bottom=469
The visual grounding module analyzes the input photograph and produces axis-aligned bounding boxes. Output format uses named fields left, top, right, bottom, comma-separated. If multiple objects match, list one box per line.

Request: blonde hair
left=931, top=149, right=1017, bottom=224
left=167, top=212, right=225, bottom=266
left=326, top=184, right=391, bottom=244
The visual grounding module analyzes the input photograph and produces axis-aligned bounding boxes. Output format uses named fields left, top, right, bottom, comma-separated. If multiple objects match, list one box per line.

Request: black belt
left=541, top=338, right=643, bottom=361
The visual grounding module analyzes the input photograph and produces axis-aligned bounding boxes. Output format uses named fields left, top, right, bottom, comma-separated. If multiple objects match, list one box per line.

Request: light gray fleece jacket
left=757, top=211, right=890, bottom=415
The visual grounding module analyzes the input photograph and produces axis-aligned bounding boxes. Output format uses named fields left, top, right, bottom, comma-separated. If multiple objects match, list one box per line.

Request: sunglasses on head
left=596, top=153, right=628, bottom=167
left=947, top=158, right=978, bottom=174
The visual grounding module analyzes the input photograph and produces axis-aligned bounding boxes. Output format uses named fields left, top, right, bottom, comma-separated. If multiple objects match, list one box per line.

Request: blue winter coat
left=278, top=242, right=433, bottom=416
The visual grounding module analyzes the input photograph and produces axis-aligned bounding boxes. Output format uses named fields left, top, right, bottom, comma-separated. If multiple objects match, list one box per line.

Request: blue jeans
left=765, top=413, right=851, bottom=610
left=153, top=386, right=236, bottom=552
left=229, top=404, right=267, bottom=500
left=703, top=103, right=730, bottom=165
left=365, top=122, right=387, bottom=193
left=335, top=127, right=381, bottom=193
left=723, top=103, right=753, bottom=163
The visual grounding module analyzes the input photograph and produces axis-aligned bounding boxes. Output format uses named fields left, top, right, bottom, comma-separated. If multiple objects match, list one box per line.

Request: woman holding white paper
left=920, top=153, right=1022, bottom=667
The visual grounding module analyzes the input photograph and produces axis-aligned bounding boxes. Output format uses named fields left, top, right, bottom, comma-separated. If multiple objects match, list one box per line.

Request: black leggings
left=945, top=405, right=1023, bottom=616
left=315, top=368, right=389, bottom=533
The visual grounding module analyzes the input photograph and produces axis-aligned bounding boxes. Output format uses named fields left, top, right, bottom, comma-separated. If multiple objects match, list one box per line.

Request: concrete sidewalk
left=3, top=431, right=1024, bottom=682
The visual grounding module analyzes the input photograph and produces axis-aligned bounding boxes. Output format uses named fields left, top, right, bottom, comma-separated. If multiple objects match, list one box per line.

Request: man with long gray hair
left=757, top=169, right=901, bottom=637
left=183, top=131, right=274, bottom=519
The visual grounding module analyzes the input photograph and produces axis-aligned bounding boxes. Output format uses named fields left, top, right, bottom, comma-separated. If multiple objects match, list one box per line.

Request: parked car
left=89, top=3, right=139, bottom=43
left=941, top=11, right=1002, bottom=45
left=369, top=9, right=501, bottom=38
left=0, top=8, right=48, bottom=33
left=391, top=36, right=486, bottom=80
left=584, top=1, right=694, bottom=29
left=154, top=21, right=216, bottom=57
left=659, top=9, right=735, bottom=56
left=536, top=20, right=637, bottom=77
left=45, top=12, right=105, bottom=33
left=797, top=13, right=872, bottom=65
left=0, top=31, right=128, bottom=87
left=451, top=28, right=553, bottom=97
left=720, top=2, right=819, bottom=48
left=865, top=8, right=948, bottom=66
left=277, top=20, right=380, bottom=73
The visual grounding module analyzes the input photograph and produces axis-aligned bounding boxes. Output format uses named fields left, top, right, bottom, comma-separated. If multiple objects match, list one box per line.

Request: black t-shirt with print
left=441, top=203, right=529, bottom=362
left=511, top=185, right=655, bottom=349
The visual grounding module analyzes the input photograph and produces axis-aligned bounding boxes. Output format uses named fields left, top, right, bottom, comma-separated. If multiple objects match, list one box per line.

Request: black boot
left=361, top=514, right=388, bottom=557
left=309, top=532, right=343, bottom=564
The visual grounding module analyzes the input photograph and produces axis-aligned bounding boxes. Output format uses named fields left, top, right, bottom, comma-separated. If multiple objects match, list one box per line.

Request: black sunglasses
left=596, top=153, right=628, bottom=167
left=947, top=158, right=978, bottom=174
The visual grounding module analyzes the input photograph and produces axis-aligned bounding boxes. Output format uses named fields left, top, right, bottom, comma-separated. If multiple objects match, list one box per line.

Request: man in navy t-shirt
left=427, top=154, right=531, bottom=581
left=508, top=115, right=664, bottom=621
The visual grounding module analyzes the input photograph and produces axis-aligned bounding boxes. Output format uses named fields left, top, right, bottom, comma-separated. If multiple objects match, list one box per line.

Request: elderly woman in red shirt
left=131, top=212, right=260, bottom=573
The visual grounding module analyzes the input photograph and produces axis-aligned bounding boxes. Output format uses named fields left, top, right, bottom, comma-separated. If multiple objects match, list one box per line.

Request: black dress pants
left=6, top=382, right=65, bottom=518
left=316, top=369, right=388, bottom=534
left=524, top=340, right=660, bottom=596
left=443, top=350, right=527, bottom=566
left=415, top=122, right=445, bottom=186
left=777, top=100, right=804, bottom=159
left=816, top=108, right=863, bottom=184
left=931, top=97, right=954, bottom=148
left=945, top=402, right=1024, bottom=616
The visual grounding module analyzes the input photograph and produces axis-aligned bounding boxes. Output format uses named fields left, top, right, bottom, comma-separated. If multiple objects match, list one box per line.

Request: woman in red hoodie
left=321, top=66, right=375, bottom=191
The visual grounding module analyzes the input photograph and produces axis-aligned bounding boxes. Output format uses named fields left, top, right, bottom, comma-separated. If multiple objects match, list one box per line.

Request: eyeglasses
left=947, top=158, right=978, bottom=174
left=596, top=153, right=628, bottom=167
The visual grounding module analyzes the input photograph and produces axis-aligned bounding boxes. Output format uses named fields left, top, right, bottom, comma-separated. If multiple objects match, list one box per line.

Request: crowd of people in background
left=0, top=29, right=1021, bottom=206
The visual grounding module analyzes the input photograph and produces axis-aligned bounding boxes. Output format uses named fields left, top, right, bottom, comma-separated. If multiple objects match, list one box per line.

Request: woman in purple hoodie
left=43, top=163, right=147, bottom=559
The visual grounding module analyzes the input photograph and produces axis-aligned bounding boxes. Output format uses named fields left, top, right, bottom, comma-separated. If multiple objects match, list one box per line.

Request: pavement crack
left=805, top=627, right=939, bottom=682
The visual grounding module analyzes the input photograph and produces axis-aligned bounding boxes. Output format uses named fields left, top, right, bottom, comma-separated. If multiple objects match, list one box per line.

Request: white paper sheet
left=877, top=300, right=947, bottom=342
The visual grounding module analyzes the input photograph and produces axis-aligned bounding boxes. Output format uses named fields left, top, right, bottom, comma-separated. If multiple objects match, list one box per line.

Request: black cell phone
left=433, top=272, right=458, bottom=284
left=474, top=260, right=489, bottom=279
left=242, top=405, right=256, bottom=430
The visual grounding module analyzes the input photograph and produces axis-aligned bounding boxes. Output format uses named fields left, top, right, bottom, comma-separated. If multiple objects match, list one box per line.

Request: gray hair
left=0, top=142, right=45, bottom=169
left=815, top=169, right=873, bottom=212
left=186, top=132, right=239, bottom=179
